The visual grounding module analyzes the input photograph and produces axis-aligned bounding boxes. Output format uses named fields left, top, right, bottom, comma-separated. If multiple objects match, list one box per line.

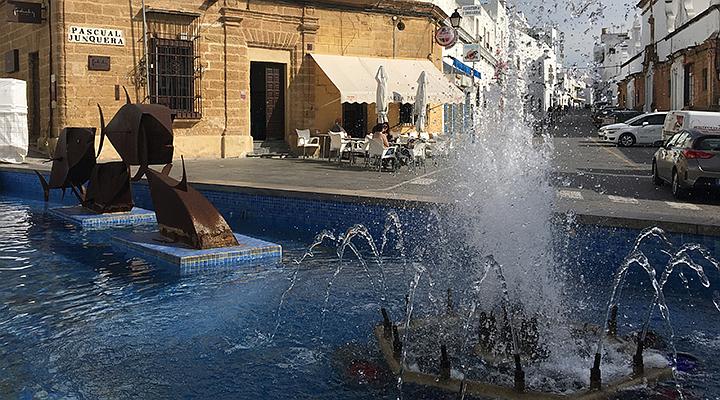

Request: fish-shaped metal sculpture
left=146, top=159, right=238, bottom=250
left=83, top=161, right=133, bottom=213
left=97, top=88, right=174, bottom=180
left=35, top=127, right=96, bottom=202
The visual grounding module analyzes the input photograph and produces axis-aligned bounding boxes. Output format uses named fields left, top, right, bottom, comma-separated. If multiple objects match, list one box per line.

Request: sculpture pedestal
left=111, top=232, right=282, bottom=274
left=49, top=206, right=156, bottom=229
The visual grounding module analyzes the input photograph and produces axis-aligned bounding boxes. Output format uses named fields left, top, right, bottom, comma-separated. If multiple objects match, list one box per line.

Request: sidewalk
left=10, top=156, right=451, bottom=204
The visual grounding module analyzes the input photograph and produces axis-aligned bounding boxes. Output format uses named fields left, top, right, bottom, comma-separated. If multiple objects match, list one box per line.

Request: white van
left=662, top=110, right=720, bottom=141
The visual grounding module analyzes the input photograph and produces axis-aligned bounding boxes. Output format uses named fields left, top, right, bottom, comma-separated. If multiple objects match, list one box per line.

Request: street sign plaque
left=88, top=55, right=111, bottom=71
left=463, top=44, right=481, bottom=62
left=7, top=1, right=42, bottom=24
left=460, top=3, right=489, bottom=16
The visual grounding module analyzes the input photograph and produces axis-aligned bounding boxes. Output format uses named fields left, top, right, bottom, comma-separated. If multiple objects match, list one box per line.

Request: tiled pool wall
left=4, top=168, right=720, bottom=261
left=558, top=222, right=720, bottom=297
left=0, top=169, right=444, bottom=244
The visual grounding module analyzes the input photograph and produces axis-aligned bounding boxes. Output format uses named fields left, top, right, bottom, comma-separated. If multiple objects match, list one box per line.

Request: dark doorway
left=250, top=62, right=285, bottom=141
left=28, top=52, right=40, bottom=145
left=342, top=103, right=367, bottom=138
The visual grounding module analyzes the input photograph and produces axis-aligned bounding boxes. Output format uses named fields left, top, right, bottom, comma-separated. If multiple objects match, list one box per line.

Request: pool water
left=0, top=196, right=719, bottom=400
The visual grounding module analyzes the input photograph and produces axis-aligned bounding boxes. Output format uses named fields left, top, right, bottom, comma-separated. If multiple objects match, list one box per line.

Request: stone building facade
left=1, top=0, right=453, bottom=159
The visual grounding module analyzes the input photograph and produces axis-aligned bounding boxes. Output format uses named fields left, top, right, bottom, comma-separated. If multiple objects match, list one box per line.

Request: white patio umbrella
left=375, top=66, right=389, bottom=123
left=414, top=71, right=428, bottom=133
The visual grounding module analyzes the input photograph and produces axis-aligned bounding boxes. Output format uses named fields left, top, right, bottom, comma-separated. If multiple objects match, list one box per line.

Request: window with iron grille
left=146, top=11, right=202, bottom=119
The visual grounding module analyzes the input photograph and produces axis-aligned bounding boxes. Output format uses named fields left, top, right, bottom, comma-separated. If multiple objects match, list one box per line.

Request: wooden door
left=264, top=64, right=284, bottom=140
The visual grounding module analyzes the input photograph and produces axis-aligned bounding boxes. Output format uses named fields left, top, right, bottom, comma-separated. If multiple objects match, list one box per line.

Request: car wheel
left=652, top=161, right=663, bottom=186
left=618, top=133, right=635, bottom=147
left=671, top=169, right=687, bottom=199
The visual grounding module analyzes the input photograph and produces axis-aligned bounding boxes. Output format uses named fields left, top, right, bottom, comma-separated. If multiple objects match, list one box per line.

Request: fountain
left=272, top=32, right=720, bottom=398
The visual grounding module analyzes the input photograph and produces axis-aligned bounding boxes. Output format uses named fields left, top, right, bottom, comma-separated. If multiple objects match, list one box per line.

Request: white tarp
left=0, top=79, right=28, bottom=164
left=311, top=53, right=465, bottom=104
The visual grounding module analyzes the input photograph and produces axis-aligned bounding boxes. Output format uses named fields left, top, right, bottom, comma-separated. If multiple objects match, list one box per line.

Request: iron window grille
left=146, top=12, right=202, bottom=119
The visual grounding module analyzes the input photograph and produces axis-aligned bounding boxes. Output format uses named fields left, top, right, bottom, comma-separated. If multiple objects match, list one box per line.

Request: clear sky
left=514, top=0, right=636, bottom=68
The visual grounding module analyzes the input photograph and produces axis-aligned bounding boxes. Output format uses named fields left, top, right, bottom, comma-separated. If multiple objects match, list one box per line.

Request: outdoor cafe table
left=312, top=132, right=331, bottom=159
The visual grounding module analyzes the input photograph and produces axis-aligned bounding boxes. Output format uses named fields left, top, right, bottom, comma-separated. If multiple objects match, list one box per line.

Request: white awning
left=311, top=53, right=465, bottom=104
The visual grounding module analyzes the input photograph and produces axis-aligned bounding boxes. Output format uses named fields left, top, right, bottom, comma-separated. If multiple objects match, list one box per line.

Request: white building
left=606, top=0, right=720, bottom=111
left=511, top=13, right=562, bottom=116
left=424, top=0, right=572, bottom=123
left=420, top=0, right=509, bottom=133
left=594, top=29, right=631, bottom=106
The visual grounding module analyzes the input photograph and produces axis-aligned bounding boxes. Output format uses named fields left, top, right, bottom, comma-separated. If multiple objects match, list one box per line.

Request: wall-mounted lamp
left=449, top=9, right=462, bottom=29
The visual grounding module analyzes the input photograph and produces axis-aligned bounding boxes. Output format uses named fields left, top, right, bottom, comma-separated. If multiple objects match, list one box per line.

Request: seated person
left=371, top=123, right=397, bottom=169
left=330, top=117, right=347, bottom=135
left=372, top=123, right=390, bottom=148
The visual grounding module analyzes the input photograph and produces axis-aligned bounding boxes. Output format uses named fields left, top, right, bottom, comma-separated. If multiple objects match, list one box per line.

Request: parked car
left=661, top=110, right=720, bottom=141
left=652, top=129, right=720, bottom=198
left=598, top=112, right=667, bottom=147
left=600, top=109, right=643, bottom=126
left=592, top=106, right=618, bottom=126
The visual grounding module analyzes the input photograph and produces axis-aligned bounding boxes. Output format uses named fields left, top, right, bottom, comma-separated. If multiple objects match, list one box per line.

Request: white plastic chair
left=350, top=138, right=369, bottom=165
left=328, top=131, right=350, bottom=163
left=426, top=137, right=449, bottom=166
left=296, top=129, right=319, bottom=158
left=419, top=131, right=430, bottom=141
left=367, top=138, right=397, bottom=171
left=411, top=141, right=427, bottom=172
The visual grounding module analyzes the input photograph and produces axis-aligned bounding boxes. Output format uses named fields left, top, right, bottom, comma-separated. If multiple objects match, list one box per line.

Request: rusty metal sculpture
left=97, top=89, right=174, bottom=181
left=146, top=159, right=238, bottom=249
left=35, top=127, right=96, bottom=202
left=38, top=87, right=237, bottom=250
left=83, top=161, right=133, bottom=213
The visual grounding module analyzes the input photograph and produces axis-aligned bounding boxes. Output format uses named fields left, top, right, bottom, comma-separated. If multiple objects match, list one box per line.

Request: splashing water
left=597, top=227, right=720, bottom=399
left=380, top=211, right=404, bottom=258
left=337, top=224, right=386, bottom=300
left=272, top=230, right=337, bottom=340
left=443, top=27, right=567, bottom=360
left=321, top=224, right=387, bottom=337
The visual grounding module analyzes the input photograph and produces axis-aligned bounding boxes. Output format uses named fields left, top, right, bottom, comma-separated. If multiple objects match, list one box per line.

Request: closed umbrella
left=375, top=66, right=389, bottom=123
left=414, top=71, right=428, bottom=133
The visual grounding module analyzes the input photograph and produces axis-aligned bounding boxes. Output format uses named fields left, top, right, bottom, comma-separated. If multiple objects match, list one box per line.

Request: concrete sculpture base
left=49, top=205, right=156, bottom=229
left=111, top=231, right=282, bottom=274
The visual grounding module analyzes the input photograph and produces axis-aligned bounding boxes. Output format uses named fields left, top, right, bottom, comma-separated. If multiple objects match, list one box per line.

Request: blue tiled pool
left=0, top=169, right=719, bottom=399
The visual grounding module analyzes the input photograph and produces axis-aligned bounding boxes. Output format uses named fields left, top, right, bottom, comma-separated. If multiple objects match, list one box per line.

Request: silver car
left=652, top=129, right=720, bottom=198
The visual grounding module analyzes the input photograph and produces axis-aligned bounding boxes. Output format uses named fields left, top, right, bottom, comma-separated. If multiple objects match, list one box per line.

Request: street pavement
left=8, top=108, right=720, bottom=234
left=550, top=109, right=720, bottom=234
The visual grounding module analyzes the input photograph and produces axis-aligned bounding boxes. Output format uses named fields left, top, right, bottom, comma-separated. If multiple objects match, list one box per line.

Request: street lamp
left=449, top=9, right=462, bottom=29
